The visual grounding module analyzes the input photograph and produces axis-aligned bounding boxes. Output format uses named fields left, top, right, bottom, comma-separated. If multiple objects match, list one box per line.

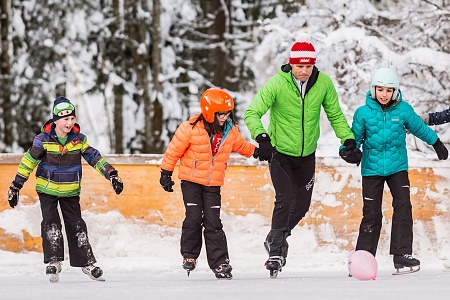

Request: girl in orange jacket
left=160, top=88, right=258, bottom=279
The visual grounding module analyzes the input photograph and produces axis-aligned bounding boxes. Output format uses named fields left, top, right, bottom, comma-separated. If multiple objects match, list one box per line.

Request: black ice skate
left=265, top=256, right=285, bottom=279
left=392, top=254, right=420, bottom=275
left=182, top=258, right=197, bottom=277
left=46, top=261, right=62, bottom=283
left=212, top=264, right=233, bottom=280
left=82, top=264, right=105, bottom=281
left=263, top=232, right=288, bottom=267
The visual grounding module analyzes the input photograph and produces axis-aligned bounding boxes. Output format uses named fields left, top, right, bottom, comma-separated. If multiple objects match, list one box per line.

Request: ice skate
left=82, top=264, right=105, bottom=281
left=392, top=254, right=420, bottom=275
left=265, top=256, right=284, bottom=279
left=264, top=232, right=288, bottom=267
left=46, top=260, right=62, bottom=283
left=212, top=264, right=233, bottom=280
left=182, top=258, right=197, bottom=277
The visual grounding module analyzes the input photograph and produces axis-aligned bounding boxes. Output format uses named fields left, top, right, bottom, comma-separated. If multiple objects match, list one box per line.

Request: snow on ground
left=1, top=208, right=450, bottom=300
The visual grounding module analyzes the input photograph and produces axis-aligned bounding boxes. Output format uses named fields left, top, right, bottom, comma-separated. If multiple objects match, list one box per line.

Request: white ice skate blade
left=48, top=274, right=59, bottom=283
left=270, top=270, right=278, bottom=279
left=392, top=266, right=420, bottom=275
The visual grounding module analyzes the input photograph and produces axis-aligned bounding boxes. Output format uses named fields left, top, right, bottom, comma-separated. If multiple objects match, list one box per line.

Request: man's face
left=290, top=64, right=314, bottom=82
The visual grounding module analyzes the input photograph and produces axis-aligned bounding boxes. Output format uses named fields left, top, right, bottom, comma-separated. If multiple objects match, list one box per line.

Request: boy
left=7, top=96, right=123, bottom=282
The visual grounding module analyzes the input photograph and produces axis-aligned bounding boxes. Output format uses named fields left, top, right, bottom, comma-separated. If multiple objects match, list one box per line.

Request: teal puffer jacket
left=352, top=90, right=438, bottom=176
left=244, top=65, right=354, bottom=157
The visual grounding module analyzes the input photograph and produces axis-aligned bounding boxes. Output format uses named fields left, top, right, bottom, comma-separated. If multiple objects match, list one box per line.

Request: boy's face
left=54, top=116, right=76, bottom=136
left=375, top=86, right=395, bottom=105
left=290, top=64, right=314, bottom=82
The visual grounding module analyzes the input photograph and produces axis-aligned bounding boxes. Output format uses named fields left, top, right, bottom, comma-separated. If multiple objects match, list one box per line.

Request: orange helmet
left=200, top=88, right=234, bottom=123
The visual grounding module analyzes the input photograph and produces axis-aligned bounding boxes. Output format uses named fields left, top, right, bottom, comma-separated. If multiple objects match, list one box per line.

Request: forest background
left=0, top=0, right=449, bottom=155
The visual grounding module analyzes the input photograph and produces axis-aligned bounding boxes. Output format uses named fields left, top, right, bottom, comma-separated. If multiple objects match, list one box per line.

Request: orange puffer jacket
left=161, top=114, right=256, bottom=186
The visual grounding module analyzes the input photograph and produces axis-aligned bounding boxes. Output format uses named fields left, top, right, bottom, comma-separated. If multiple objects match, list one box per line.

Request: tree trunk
left=206, top=0, right=237, bottom=91
left=0, top=0, right=13, bottom=149
left=112, top=0, right=124, bottom=154
left=150, top=0, right=163, bottom=153
left=124, top=0, right=156, bottom=153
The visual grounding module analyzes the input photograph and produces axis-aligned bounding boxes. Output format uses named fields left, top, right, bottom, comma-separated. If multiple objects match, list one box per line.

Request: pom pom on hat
left=52, top=96, right=76, bottom=121
left=289, top=32, right=316, bottom=65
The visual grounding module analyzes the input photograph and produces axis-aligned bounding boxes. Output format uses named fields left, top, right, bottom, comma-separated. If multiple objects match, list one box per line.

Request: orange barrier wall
left=1, top=154, right=449, bottom=253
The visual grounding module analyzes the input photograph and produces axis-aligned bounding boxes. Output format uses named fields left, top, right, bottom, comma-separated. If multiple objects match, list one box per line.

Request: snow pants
left=38, top=193, right=96, bottom=267
left=268, top=152, right=315, bottom=257
left=355, top=171, right=413, bottom=257
left=180, top=180, right=229, bottom=269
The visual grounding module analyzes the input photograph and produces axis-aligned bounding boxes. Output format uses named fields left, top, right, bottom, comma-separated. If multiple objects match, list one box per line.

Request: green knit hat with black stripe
left=53, top=96, right=76, bottom=121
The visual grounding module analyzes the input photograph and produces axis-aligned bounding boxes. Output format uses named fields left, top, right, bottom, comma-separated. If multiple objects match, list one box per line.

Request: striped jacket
left=14, top=120, right=116, bottom=197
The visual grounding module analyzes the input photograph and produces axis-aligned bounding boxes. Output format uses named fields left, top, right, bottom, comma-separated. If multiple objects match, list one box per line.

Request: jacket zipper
left=293, top=75, right=305, bottom=156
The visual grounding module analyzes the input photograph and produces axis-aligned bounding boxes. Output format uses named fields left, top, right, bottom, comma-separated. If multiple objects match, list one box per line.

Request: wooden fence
left=1, top=154, right=449, bottom=253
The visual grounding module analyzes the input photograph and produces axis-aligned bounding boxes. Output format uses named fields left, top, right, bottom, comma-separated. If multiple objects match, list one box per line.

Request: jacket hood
left=42, top=119, right=81, bottom=143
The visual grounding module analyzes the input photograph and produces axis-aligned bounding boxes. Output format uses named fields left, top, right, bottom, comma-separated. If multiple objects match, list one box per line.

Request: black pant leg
left=268, top=153, right=295, bottom=256
left=356, top=176, right=384, bottom=256
left=202, top=185, right=229, bottom=269
left=180, top=180, right=204, bottom=259
left=39, top=193, right=64, bottom=264
left=288, top=153, right=316, bottom=230
left=386, top=171, right=413, bottom=255
left=59, top=195, right=96, bottom=267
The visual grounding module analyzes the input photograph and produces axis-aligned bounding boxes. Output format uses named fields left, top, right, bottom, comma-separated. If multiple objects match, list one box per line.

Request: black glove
left=109, top=170, right=123, bottom=194
left=160, top=169, right=174, bottom=192
left=8, top=181, right=22, bottom=208
left=256, top=133, right=274, bottom=162
left=432, top=138, right=448, bottom=160
left=253, top=148, right=259, bottom=159
left=339, top=139, right=362, bottom=165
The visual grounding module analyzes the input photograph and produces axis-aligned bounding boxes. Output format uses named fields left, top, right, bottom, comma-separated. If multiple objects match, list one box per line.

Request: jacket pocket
left=189, top=160, right=198, bottom=178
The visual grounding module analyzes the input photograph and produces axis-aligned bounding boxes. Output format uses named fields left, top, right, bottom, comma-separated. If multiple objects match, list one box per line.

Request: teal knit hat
left=53, top=96, right=76, bottom=121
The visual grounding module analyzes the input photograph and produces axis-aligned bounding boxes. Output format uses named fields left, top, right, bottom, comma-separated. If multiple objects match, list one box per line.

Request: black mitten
left=256, top=133, right=274, bottom=162
left=109, top=170, right=124, bottom=194
left=253, top=148, right=259, bottom=159
left=433, top=138, right=448, bottom=160
left=8, top=181, right=22, bottom=208
left=339, top=139, right=362, bottom=165
left=160, top=169, right=174, bottom=192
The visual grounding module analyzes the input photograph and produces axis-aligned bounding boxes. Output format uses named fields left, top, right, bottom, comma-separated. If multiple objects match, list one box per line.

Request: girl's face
left=54, top=116, right=76, bottom=137
left=375, top=86, right=395, bottom=105
left=215, top=111, right=231, bottom=126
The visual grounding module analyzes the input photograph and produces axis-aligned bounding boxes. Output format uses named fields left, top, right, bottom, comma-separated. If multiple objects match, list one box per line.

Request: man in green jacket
left=244, top=33, right=360, bottom=277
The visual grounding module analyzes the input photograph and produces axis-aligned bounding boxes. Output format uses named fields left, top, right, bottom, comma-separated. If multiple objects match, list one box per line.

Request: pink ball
left=348, top=250, right=378, bottom=280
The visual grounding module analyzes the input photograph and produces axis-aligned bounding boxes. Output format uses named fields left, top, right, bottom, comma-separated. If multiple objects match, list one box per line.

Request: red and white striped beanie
left=289, top=33, right=316, bottom=65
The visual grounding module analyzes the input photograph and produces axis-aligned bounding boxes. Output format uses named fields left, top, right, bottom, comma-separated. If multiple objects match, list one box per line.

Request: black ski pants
left=180, top=180, right=229, bottom=269
left=39, top=193, right=96, bottom=267
left=268, top=151, right=315, bottom=257
left=356, top=171, right=413, bottom=257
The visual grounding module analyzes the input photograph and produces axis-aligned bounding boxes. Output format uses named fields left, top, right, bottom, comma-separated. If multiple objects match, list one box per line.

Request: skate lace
left=215, top=264, right=231, bottom=273
left=403, top=254, right=414, bottom=260
left=268, top=256, right=285, bottom=265
left=184, top=258, right=197, bottom=265
left=48, top=261, right=62, bottom=271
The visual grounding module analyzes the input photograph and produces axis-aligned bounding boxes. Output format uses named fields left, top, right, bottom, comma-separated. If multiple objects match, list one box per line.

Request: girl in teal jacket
left=347, top=68, right=447, bottom=274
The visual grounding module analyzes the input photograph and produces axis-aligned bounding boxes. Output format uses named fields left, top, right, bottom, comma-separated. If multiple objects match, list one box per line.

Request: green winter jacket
left=244, top=65, right=354, bottom=157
